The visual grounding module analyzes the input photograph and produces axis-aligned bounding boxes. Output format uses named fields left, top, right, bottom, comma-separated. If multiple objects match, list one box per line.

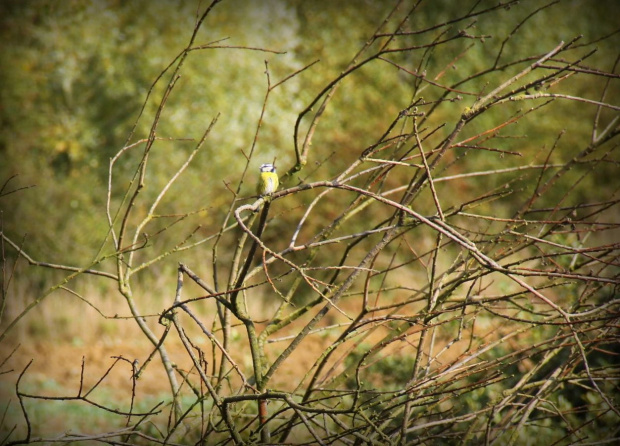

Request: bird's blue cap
left=260, top=163, right=276, bottom=172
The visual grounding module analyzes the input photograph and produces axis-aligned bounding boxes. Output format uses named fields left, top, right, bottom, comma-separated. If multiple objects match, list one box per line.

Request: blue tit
left=257, top=163, right=279, bottom=196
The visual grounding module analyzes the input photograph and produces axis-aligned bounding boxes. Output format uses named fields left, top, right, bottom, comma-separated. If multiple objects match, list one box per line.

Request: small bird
left=257, top=163, right=279, bottom=197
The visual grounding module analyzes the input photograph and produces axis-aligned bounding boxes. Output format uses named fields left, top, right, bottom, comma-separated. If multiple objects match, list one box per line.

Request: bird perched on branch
left=257, top=163, right=279, bottom=197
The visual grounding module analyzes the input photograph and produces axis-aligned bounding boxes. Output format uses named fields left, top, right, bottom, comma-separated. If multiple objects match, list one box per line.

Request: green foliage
left=2, top=0, right=618, bottom=267
left=344, top=343, right=416, bottom=391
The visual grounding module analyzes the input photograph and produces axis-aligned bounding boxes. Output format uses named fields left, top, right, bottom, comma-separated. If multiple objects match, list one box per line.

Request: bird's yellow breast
left=258, top=171, right=279, bottom=195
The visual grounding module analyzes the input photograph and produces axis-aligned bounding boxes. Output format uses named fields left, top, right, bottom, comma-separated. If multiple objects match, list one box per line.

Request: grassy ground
left=0, top=285, right=347, bottom=442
